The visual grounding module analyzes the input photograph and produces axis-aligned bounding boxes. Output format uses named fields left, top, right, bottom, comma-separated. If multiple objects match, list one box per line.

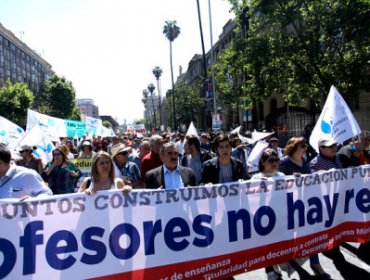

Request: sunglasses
left=267, top=158, right=280, bottom=164
left=53, top=152, right=62, bottom=156
left=19, top=150, right=26, bottom=153
left=118, top=151, right=128, bottom=156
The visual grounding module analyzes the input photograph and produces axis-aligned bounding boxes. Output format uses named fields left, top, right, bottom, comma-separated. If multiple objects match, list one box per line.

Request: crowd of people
left=1, top=127, right=370, bottom=279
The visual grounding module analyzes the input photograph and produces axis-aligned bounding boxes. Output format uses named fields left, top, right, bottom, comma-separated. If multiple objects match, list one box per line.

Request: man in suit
left=145, top=142, right=196, bottom=189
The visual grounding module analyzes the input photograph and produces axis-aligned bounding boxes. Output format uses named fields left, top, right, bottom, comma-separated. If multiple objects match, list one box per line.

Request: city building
left=143, top=94, right=160, bottom=129
left=0, top=23, right=53, bottom=94
left=76, top=98, right=99, bottom=118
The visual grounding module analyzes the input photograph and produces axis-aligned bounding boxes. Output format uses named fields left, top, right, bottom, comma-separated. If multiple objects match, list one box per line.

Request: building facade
left=77, top=98, right=99, bottom=118
left=0, top=23, right=53, bottom=94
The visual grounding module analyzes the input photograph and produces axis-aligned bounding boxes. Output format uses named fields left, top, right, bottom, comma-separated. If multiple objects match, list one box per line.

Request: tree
left=152, top=66, right=163, bottom=127
left=147, top=83, right=157, bottom=129
left=163, top=20, right=181, bottom=130
left=220, top=0, right=370, bottom=108
left=0, top=79, right=34, bottom=126
left=142, top=89, right=150, bottom=129
left=39, top=74, right=81, bottom=119
left=102, top=120, right=112, bottom=128
left=163, top=81, right=204, bottom=128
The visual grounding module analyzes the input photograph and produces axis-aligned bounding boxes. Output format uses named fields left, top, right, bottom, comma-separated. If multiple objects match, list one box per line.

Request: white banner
left=127, top=124, right=146, bottom=134
left=309, top=86, right=361, bottom=152
left=0, top=166, right=369, bottom=279
left=26, top=109, right=67, bottom=139
left=0, top=116, right=25, bottom=148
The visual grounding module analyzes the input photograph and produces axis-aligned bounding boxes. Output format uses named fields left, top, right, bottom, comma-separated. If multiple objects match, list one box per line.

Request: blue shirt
left=117, top=161, right=141, bottom=182
left=163, top=165, right=184, bottom=189
left=278, top=156, right=312, bottom=175
left=0, top=165, right=52, bottom=199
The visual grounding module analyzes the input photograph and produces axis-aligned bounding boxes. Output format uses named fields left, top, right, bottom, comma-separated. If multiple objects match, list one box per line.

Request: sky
left=0, top=0, right=234, bottom=124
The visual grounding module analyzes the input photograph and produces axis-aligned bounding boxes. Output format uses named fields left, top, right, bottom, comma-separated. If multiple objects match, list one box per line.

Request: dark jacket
left=145, top=165, right=196, bottom=189
left=181, top=148, right=212, bottom=167
left=200, top=157, right=245, bottom=184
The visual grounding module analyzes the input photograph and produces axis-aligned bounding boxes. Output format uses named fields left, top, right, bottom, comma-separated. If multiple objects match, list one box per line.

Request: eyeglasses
left=53, top=152, right=61, bottom=156
left=267, top=158, right=280, bottom=164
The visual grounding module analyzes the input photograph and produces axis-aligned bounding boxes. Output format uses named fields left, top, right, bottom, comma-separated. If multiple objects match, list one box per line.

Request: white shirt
left=0, top=165, right=52, bottom=199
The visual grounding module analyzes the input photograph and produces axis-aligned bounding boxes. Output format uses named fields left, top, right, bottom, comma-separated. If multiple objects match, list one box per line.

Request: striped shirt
left=310, top=154, right=342, bottom=172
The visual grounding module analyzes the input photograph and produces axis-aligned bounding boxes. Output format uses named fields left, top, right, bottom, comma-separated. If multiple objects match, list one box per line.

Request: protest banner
left=309, top=85, right=361, bottom=152
left=127, top=124, right=146, bottom=134
left=0, top=166, right=369, bottom=279
left=26, top=109, right=66, bottom=140
left=0, top=116, right=24, bottom=148
left=65, top=120, right=86, bottom=138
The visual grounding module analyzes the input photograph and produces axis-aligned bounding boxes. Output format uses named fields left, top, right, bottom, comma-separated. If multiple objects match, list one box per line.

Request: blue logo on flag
left=321, top=120, right=332, bottom=134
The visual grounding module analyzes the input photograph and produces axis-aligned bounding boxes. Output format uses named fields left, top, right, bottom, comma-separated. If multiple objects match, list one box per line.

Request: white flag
left=247, top=140, right=269, bottom=173
left=186, top=121, right=199, bottom=137
left=0, top=116, right=25, bottom=148
left=26, top=109, right=66, bottom=140
left=15, top=124, right=55, bottom=163
left=309, top=86, right=361, bottom=152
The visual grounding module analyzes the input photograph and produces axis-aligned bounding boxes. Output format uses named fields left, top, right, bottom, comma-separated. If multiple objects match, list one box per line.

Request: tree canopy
left=37, top=74, right=80, bottom=120
left=216, top=0, right=370, bottom=108
left=163, top=81, right=204, bottom=128
left=0, top=79, right=34, bottom=126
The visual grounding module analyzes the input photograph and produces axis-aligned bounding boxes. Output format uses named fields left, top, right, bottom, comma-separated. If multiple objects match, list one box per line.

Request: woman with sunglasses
left=278, top=136, right=330, bottom=279
left=46, top=147, right=81, bottom=194
left=78, top=151, right=131, bottom=195
left=251, top=149, right=284, bottom=280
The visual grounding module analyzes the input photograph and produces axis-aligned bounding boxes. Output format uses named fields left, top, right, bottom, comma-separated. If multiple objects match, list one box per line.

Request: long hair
left=91, top=151, right=115, bottom=183
left=52, top=147, right=69, bottom=164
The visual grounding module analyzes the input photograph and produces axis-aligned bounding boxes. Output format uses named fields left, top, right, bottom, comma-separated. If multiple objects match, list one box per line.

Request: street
left=235, top=243, right=370, bottom=280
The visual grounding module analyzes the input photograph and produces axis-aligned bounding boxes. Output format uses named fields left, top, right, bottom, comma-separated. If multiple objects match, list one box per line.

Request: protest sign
left=127, top=124, right=146, bottom=134
left=0, top=166, right=369, bottom=279
left=71, top=158, right=92, bottom=191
